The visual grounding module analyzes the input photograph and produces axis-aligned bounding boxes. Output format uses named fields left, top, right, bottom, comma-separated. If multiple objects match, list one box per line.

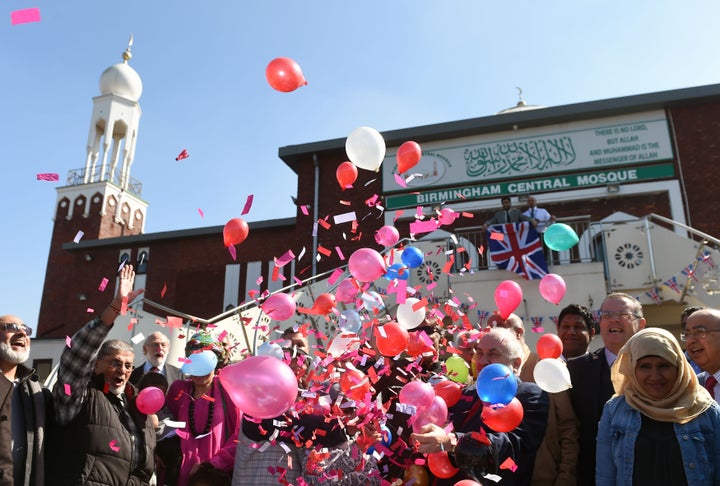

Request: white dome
left=99, top=62, right=142, bottom=101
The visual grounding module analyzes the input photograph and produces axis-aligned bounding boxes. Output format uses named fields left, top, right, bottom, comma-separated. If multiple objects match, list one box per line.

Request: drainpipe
left=312, top=154, right=320, bottom=276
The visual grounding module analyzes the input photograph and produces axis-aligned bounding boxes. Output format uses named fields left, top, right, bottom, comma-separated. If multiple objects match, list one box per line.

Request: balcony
left=66, top=167, right=142, bottom=198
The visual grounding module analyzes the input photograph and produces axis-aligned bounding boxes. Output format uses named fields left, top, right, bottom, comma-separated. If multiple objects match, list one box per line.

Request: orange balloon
left=374, top=321, right=409, bottom=357
left=403, top=464, right=429, bottom=486
left=427, top=451, right=459, bottom=479
left=339, top=368, right=371, bottom=401
left=265, top=57, right=307, bottom=93
left=336, top=161, right=358, bottom=190
left=397, top=141, right=422, bottom=174
left=481, top=397, right=524, bottom=432
left=223, top=218, right=249, bottom=246
left=536, top=334, right=563, bottom=359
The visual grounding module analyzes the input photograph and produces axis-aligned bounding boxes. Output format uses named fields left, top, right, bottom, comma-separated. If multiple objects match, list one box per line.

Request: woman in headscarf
left=596, top=328, right=720, bottom=485
left=167, top=330, right=239, bottom=486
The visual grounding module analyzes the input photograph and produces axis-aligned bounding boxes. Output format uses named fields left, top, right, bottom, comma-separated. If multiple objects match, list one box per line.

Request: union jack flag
left=663, top=275, right=682, bottom=294
left=549, top=315, right=559, bottom=326
left=530, top=316, right=544, bottom=333
left=681, top=265, right=700, bottom=283
left=699, top=250, right=717, bottom=269
left=592, top=309, right=602, bottom=323
left=477, top=309, right=490, bottom=327
left=486, top=222, right=548, bottom=280
left=645, top=288, right=662, bottom=305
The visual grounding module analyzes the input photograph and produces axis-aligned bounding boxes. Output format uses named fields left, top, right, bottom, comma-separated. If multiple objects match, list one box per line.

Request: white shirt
left=523, top=206, right=553, bottom=233
left=604, top=348, right=619, bottom=368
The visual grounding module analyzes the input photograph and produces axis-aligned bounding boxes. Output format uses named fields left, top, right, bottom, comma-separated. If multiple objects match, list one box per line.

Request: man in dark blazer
left=567, top=292, right=646, bottom=486
left=482, top=196, right=537, bottom=230
left=129, top=331, right=182, bottom=386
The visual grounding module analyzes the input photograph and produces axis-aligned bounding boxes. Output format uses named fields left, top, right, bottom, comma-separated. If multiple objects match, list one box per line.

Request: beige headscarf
left=611, top=327, right=714, bottom=424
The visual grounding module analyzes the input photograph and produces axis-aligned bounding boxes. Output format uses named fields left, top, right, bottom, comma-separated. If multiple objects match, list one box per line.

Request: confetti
left=241, top=194, right=254, bottom=215
left=393, top=173, right=407, bottom=188
left=275, top=249, right=296, bottom=267
left=161, top=282, right=168, bottom=299
left=333, top=211, right=356, bottom=225
left=64, top=383, right=71, bottom=395
left=108, top=439, right=120, bottom=452
left=227, top=244, right=237, bottom=261
left=98, top=278, right=109, bottom=292
left=490, top=232, right=504, bottom=241
left=73, top=231, right=85, bottom=244
left=11, top=8, right=40, bottom=25
left=65, top=336, right=72, bottom=348
left=175, top=149, right=189, bottom=161
left=36, top=173, right=59, bottom=181
left=499, top=457, right=518, bottom=472
left=197, top=208, right=204, bottom=218
left=131, top=333, right=145, bottom=344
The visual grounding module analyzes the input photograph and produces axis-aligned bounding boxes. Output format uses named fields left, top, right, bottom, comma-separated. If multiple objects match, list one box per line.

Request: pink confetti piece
left=73, top=231, right=85, bottom=244
left=36, top=173, right=59, bottom=181
left=65, top=335, right=72, bottom=348
left=227, top=244, right=237, bottom=261
left=490, top=232, right=504, bottom=241
left=301, top=205, right=310, bottom=216
left=177, top=357, right=192, bottom=364
left=197, top=208, right=204, bottom=218
left=161, top=283, right=168, bottom=299
left=98, top=278, right=109, bottom=292
left=335, top=246, right=345, bottom=260
left=393, top=173, right=407, bottom=188
left=275, top=249, right=296, bottom=267
left=64, top=383, right=72, bottom=395
left=11, top=8, right=40, bottom=25
left=108, top=439, right=120, bottom=452
left=500, top=457, right=518, bottom=472
left=241, top=194, right=254, bottom=215
left=409, top=219, right=439, bottom=235
left=86, top=308, right=94, bottom=313
left=166, top=316, right=183, bottom=328
left=415, top=206, right=424, bottom=219
left=328, top=268, right=344, bottom=285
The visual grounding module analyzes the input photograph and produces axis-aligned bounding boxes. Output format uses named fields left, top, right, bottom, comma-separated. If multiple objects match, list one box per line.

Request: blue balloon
left=338, top=309, right=362, bottom=334
left=476, top=363, right=517, bottom=405
left=367, top=424, right=393, bottom=454
left=544, top=223, right=579, bottom=252
left=401, top=246, right=424, bottom=269
left=182, top=350, right=218, bottom=376
left=383, top=262, right=410, bottom=281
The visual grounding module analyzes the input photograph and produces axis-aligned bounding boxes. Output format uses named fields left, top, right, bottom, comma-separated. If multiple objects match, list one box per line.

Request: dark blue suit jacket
left=567, top=348, right=615, bottom=486
left=436, top=380, right=549, bottom=486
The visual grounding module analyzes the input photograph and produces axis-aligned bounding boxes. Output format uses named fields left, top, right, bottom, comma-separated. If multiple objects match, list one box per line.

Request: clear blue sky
left=2, top=1, right=719, bottom=334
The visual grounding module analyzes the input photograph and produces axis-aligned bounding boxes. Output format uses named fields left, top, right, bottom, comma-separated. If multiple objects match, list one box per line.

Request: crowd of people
left=4, top=259, right=720, bottom=485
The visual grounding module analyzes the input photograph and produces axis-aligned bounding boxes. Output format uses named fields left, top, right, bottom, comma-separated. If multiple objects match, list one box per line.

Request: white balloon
left=533, top=358, right=572, bottom=393
left=345, top=126, right=386, bottom=172
left=396, top=297, right=426, bottom=330
left=257, top=341, right=284, bottom=360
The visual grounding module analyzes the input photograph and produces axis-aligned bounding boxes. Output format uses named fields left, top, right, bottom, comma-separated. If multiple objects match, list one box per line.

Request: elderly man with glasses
left=0, top=316, right=49, bottom=486
left=567, top=292, right=646, bottom=486
left=684, top=308, right=720, bottom=401
left=48, top=265, right=156, bottom=486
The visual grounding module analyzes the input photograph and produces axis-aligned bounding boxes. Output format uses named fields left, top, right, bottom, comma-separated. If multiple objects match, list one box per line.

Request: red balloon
left=223, top=218, right=249, bottom=246
left=433, top=380, right=463, bottom=408
left=427, top=451, right=459, bottom=479
left=536, top=334, right=563, bottom=359
left=481, top=397, right=524, bottom=432
left=265, top=57, right=307, bottom=93
left=339, top=368, right=371, bottom=401
left=374, top=321, right=409, bottom=357
left=494, top=280, right=522, bottom=319
left=397, top=141, right=422, bottom=174
left=406, top=330, right=435, bottom=357
left=336, top=161, right=358, bottom=190
left=136, top=386, right=165, bottom=415
left=455, top=481, right=482, bottom=486
left=298, top=293, right=336, bottom=316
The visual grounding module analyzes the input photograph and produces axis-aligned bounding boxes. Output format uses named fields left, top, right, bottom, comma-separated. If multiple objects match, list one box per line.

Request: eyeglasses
left=102, top=359, right=135, bottom=372
left=681, top=328, right=720, bottom=342
left=0, top=322, right=32, bottom=335
left=600, top=311, right=640, bottom=321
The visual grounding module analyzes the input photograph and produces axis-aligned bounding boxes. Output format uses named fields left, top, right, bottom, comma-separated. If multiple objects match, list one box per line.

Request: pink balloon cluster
left=399, top=381, right=449, bottom=433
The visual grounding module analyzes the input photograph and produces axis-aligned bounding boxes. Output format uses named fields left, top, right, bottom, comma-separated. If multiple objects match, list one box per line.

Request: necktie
left=706, top=375, right=718, bottom=399
left=531, top=208, right=536, bottom=219
left=150, top=366, right=160, bottom=373
left=505, top=211, right=511, bottom=223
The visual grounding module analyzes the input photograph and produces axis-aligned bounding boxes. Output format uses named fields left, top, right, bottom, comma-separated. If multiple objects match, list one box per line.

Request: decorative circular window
left=60, top=201, right=68, bottom=208
left=614, top=243, right=643, bottom=269
left=107, top=199, right=116, bottom=207
left=76, top=199, right=84, bottom=206
left=92, top=196, right=101, bottom=204
left=416, top=259, right=442, bottom=284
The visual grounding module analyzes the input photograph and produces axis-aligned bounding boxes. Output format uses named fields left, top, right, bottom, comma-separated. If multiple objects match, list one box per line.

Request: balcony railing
left=66, top=167, right=142, bottom=198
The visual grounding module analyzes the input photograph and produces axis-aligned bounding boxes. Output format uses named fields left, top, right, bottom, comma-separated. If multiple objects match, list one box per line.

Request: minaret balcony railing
left=66, top=167, right=142, bottom=198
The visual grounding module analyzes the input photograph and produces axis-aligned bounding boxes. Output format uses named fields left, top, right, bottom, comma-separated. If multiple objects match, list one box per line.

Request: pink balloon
left=399, top=381, right=435, bottom=410
left=494, top=280, right=523, bottom=319
left=261, top=293, right=296, bottom=321
left=412, top=395, right=448, bottom=433
left=375, top=225, right=400, bottom=247
left=218, top=355, right=298, bottom=419
left=136, top=386, right=165, bottom=415
left=438, top=208, right=457, bottom=226
left=335, top=278, right=359, bottom=304
left=348, top=248, right=386, bottom=282
left=539, top=273, right=567, bottom=305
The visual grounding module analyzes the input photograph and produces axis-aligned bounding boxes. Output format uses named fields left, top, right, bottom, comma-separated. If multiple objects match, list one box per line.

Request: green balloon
left=445, top=355, right=470, bottom=383
left=544, top=223, right=579, bottom=251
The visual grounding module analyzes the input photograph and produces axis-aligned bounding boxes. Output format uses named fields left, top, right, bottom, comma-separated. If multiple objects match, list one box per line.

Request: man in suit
left=129, top=332, right=182, bottom=386
left=522, top=195, right=555, bottom=233
left=482, top=196, right=537, bottom=231
left=567, top=292, right=646, bottom=486
left=684, top=307, right=720, bottom=400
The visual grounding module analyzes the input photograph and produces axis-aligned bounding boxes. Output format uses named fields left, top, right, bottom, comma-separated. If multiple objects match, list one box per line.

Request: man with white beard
left=49, top=265, right=156, bottom=485
left=0, top=316, right=48, bottom=485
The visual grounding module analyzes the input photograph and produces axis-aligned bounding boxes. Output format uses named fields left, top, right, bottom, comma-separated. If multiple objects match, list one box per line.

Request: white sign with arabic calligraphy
left=382, top=110, right=673, bottom=193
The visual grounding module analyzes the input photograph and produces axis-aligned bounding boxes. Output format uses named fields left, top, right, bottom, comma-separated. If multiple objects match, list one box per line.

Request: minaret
left=37, top=39, right=148, bottom=337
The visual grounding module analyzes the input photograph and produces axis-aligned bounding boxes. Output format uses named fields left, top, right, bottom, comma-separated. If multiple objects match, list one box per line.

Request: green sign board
left=384, top=163, right=675, bottom=210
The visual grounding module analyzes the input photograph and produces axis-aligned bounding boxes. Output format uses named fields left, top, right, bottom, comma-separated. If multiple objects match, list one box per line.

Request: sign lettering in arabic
left=382, top=110, right=673, bottom=193
left=384, top=163, right=675, bottom=210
